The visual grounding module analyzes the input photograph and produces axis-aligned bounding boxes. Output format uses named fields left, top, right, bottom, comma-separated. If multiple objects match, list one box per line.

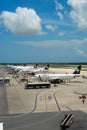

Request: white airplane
left=6, top=64, right=24, bottom=70
left=34, top=65, right=82, bottom=83
left=15, top=64, right=38, bottom=72
left=27, top=64, right=50, bottom=75
left=7, top=64, right=38, bottom=73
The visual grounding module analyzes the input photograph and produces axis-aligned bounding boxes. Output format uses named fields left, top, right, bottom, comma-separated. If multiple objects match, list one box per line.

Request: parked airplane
left=7, top=64, right=38, bottom=73
left=34, top=65, right=82, bottom=84
left=27, top=64, right=50, bottom=75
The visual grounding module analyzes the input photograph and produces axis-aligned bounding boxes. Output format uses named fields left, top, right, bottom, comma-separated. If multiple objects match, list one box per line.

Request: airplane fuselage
left=35, top=73, right=81, bottom=81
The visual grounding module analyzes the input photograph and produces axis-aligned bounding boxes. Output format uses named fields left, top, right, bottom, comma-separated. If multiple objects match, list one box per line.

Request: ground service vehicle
left=25, top=82, right=51, bottom=89
left=0, top=77, right=10, bottom=84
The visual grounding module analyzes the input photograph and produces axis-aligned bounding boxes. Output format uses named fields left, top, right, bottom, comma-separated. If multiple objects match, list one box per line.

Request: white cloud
left=16, top=38, right=85, bottom=47
left=58, top=32, right=65, bottom=36
left=83, top=38, right=87, bottom=42
left=0, top=7, right=43, bottom=35
left=53, top=0, right=65, bottom=20
left=17, top=38, right=87, bottom=59
left=54, top=0, right=64, bottom=11
left=46, top=24, right=57, bottom=31
left=67, top=0, right=87, bottom=29
left=57, top=12, right=63, bottom=20
left=75, top=48, right=87, bottom=57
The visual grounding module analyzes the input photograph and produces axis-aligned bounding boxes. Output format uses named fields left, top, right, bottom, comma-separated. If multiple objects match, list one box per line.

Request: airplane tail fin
left=73, top=65, right=82, bottom=74
left=44, top=64, right=50, bottom=70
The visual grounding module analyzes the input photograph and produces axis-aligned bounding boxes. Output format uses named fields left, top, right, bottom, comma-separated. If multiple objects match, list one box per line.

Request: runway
left=0, top=85, right=9, bottom=115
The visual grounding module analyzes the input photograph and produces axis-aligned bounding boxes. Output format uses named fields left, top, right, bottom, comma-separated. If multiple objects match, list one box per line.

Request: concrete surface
left=0, top=65, right=87, bottom=130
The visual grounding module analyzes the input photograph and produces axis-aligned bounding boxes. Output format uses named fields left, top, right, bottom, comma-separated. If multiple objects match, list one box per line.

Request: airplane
left=11, top=64, right=49, bottom=74
left=6, top=64, right=38, bottom=73
left=15, top=64, right=38, bottom=72
left=33, top=65, right=82, bottom=84
left=27, top=64, right=50, bottom=75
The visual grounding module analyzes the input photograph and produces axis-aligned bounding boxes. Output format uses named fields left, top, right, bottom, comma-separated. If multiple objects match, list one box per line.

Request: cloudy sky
left=0, top=0, right=87, bottom=63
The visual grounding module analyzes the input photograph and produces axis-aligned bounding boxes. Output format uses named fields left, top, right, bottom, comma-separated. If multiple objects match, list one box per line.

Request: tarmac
left=0, top=65, right=87, bottom=130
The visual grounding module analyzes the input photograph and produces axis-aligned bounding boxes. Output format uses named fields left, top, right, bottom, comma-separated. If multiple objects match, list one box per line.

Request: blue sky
left=0, top=0, right=87, bottom=63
